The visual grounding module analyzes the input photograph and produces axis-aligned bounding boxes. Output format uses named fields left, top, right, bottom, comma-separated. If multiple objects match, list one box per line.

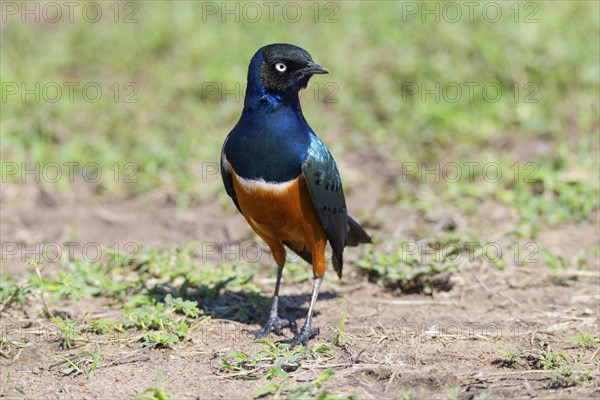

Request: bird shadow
left=149, top=279, right=339, bottom=327
left=204, top=289, right=339, bottom=326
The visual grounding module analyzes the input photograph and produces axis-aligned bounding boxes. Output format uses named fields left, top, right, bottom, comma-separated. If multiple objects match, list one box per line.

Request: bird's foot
left=277, top=324, right=319, bottom=347
left=247, top=314, right=294, bottom=338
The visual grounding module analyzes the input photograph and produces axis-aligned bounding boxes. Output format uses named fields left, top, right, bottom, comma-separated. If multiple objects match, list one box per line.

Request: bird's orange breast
left=230, top=171, right=328, bottom=277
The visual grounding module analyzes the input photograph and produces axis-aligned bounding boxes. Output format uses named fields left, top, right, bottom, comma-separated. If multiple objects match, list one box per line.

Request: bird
left=220, top=43, right=371, bottom=346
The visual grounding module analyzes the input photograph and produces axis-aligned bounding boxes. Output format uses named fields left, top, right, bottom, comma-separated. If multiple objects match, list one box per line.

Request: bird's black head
left=255, top=43, right=329, bottom=93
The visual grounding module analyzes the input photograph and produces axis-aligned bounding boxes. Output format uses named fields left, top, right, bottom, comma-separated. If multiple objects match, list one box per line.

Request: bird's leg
left=278, top=276, right=322, bottom=346
left=250, top=264, right=292, bottom=338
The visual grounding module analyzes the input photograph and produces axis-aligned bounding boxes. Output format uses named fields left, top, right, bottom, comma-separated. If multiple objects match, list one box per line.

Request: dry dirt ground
left=1, top=158, right=599, bottom=399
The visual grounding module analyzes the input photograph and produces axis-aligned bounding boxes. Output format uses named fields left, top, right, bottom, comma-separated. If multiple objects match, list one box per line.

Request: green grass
left=2, top=2, right=598, bottom=226
left=354, top=229, right=520, bottom=293
left=218, top=339, right=335, bottom=378
left=495, top=342, right=598, bottom=388
left=134, top=387, right=173, bottom=400
left=356, top=241, right=458, bottom=294
left=1, top=245, right=263, bottom=348
left=571, top=333, right=599, bottom=349
left=395, top=137, right=599, bottom=235
left=49, top=348, right=101, bottom=380
left=497, top=348, right=524, bottom=366
left=217, top=340, right=343, bottom=398
left=132, top=370, right=173, bottom=399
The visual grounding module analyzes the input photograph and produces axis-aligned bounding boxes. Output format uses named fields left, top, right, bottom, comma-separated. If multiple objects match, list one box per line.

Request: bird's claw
left=277, top=325, right=319, bottom=346
left=246, top=315, right=294, bottom=338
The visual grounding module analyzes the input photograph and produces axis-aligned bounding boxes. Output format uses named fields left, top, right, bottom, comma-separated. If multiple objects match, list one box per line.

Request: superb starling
left=221, top=43, right=371, bottom=346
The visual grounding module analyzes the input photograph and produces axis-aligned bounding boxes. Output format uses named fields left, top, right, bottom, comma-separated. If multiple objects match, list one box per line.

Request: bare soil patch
left=1, top=167, right=599, bottom=399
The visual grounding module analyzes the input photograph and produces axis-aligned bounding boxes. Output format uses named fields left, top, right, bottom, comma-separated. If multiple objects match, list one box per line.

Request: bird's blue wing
left=301, top=135, right=348, bottom=277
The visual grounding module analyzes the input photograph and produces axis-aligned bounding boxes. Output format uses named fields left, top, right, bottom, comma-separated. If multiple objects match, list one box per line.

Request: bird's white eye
left=275, top=62, right=287, bottom=72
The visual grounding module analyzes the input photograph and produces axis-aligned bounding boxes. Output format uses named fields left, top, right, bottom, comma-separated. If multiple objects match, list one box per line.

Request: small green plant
left=0, top=372, right=26, bottom=397
left=332, top=300, right=352, bottom=347
left=557, top=364, right=573, bottom=377
left=29, top=259, right=54, bottom=318
left=539, top=250, right=568, bottom=270
left=0, top=274, right=33, bottom=312
left=123, top=294, right=202, bottom=348
left=134, top=387, right=173, bottom=400
left=539, top=350, right=568, bottom=370
left=254, top=368, right=338, bottom=399
left=164, top=294, right=202, bottom=317
left=219, top=340, right=306, bottom=379
left=85, top=349, right=102, bottom=381
left=0, top=337, right=28, bottom=358
left=49, top=348, right=101, bottom=379
left=571, top=333, right=599, bottom=349
left=83, top=319, right=125, bottom=335
left=133, top=370, right=173, bottom=400
left=356, top=232, right=488, bottom=294
left=53, top=316, right=81, bottom=349
left=498, top=348, right=524, bottom=365
left=218, top=340, right=335, bottom=380
left=548, top=363, right=590, bottom=389
left=577, top=370, right=594, bottom=384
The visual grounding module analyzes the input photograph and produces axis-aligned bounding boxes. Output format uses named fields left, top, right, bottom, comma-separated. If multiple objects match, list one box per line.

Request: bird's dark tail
left=331, top=215, right=371, bottom=279
left=346, top=215, right=371, bottom=246
left=285, top=215, right=371, bottom=279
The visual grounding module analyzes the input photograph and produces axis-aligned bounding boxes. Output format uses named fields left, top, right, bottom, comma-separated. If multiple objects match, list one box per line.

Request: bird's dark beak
left=302, top=61, right=329, bottom=75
